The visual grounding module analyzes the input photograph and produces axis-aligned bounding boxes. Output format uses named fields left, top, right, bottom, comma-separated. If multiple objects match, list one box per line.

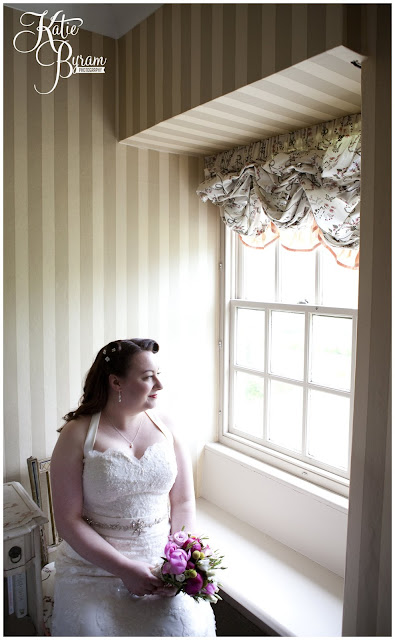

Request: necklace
left=109, top=414, right=144, bottom=449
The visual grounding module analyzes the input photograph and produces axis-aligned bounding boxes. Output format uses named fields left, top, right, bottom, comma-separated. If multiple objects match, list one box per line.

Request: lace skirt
left=51, top=520, right=216, bottom=637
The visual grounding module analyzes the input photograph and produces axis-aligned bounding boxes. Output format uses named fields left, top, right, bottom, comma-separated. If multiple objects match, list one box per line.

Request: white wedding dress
left=51, top=412, right=216, bottom=637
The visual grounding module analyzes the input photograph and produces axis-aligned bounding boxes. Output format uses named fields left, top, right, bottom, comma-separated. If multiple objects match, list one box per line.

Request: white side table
left=4, top=481, right=48, bottom=635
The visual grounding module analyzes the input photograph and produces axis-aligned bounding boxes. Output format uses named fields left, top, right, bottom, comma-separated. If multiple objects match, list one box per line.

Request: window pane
left=280, top=245, right=315, bottom=304
left=307, top=390, right=350, bottom=469
left=310, top=315, right=353, bottom=391
left=234, top=372, right=264, bottom=438
left=236, top=308, right=265, bottom=371
left=268, top=381, right=303, bottom=452
left=270, top=311, right=305, bottom=381
left=321, top=248, right=359, bottom=309
left=242, top=241, right=276, bottom=302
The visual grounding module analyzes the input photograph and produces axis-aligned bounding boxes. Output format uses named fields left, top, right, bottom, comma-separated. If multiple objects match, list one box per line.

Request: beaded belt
left=83, top=511, right=168, bottom=537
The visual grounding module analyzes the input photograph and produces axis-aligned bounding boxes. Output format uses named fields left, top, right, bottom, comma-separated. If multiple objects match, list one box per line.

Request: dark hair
left=62, top=338, right=159, bottom=424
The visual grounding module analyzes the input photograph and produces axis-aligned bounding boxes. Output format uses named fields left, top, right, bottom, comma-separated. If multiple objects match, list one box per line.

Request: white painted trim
left=227, top=300, right=356, bottom=484
left=200, top=442, right=348, bottom=577
left=204, top=442, right=348, bottom=512
left=221, top=225, right=358, bottom=490
left=219, top=431, right=349, bottom=496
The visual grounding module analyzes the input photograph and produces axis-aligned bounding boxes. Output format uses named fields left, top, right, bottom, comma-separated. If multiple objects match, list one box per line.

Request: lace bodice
left=55, top=412, right=178, bottom=571
left=82, top=411, right=177, bottom=518
left=83, top=442, right=177, bottom=519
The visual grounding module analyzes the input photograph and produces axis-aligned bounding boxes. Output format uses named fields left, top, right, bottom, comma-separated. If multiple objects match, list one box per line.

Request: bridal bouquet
left=159, top=529, right=225, bottom=603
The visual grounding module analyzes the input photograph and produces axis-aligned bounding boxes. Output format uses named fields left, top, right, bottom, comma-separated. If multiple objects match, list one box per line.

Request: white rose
left=197, top=559, right=211, bottom=572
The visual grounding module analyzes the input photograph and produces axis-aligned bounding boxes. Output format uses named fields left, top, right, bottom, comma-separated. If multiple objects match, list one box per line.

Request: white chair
left=27, top=457, right=60, bottom=636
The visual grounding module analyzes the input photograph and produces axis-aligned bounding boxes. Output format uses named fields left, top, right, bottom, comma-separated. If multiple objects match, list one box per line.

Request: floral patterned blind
left=197, top=114, right=361, bottom=268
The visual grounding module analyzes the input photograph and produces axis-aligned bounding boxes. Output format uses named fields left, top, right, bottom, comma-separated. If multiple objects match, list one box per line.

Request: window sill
left=196, top=496, right=344, bottom=637
left=199, top=443, right=348, bottom=577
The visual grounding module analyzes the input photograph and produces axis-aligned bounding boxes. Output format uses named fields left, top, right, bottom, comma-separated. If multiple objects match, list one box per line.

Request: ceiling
left=5, top=3, right=162, bottom=39
left=124, top=46, right=363, bottom=158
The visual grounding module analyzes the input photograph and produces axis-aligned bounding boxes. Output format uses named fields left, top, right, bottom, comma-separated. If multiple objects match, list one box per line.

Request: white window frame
left=218, top=225, right=358, bottom=497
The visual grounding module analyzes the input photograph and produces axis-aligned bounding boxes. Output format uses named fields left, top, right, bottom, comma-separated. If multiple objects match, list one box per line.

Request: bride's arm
left=164, top=416, right=197, bottom=535
left=50, top=419, right=162, bottom=596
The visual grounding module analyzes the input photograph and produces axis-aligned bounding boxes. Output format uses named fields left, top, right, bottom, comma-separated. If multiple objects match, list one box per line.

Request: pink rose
left=203, top=582, right=217, bottom=595
left=164, top=547, right=191, bottom=575
left=173, top=531, right=189, bottom=547
left=183, top=537, right=196, bottom=549
left=185, top=572, right=204, bottom=595
left=164, top=541, right=178, bottom=560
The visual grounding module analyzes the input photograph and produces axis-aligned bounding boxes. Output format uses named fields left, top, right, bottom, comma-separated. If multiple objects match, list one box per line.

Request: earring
left=118, top=390, right=122, bottom=403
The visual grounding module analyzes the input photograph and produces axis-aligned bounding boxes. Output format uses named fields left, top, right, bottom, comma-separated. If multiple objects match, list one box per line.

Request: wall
left=118, top=3, right=363, bottom=140
left=3, top=6, right=219, bottom=490
left=3, top=3, right=391, bottom=634
left=117, top=2, right=391, bottom=634
left=342, top=4, right=391, bottom=636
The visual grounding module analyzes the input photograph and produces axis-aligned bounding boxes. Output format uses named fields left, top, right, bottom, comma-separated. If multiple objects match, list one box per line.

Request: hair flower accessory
left=155, top=529, right=225, bottom=603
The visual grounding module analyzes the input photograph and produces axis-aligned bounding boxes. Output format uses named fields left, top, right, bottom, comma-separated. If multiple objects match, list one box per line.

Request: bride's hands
left=155, top=584, right=178, bottom=597
left=119, top=560, right=177, bottom=597
left=119, top=560, right=163, bottom=597
left=150, top=563, right=178, bottom=598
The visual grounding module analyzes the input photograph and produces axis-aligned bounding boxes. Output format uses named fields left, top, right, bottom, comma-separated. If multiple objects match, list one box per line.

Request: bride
left=50, top=338, right=216, bottom=636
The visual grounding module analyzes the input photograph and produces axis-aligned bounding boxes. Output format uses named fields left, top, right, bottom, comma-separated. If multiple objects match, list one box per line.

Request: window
left=220, top=229, right=358, bottom=495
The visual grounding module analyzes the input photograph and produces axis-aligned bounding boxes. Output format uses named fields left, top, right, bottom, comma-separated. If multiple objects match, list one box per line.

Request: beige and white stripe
left=4, top=4, right=390, bottom=637
left=68, top=32, right=82, bottom=406
left=118, top=3, right=363, bottom=154
left=4, top=8, right=219, bottom=488
left=123, top=47, right=362, bottom=156
left=41, top=39, right=58, bottom=447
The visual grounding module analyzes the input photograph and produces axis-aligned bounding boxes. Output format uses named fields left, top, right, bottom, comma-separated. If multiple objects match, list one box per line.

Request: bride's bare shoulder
left=51, top=416, right=93, bottom=483
left=56, top=415, right=92, bottom=449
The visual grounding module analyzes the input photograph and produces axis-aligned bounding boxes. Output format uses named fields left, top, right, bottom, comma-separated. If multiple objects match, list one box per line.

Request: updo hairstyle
left=62, top=338, right=159, bottom=423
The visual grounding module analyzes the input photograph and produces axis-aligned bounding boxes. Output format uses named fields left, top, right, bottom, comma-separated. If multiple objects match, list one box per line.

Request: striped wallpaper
left=3, top=3, right=391, bottom=635
left=118, top=3, right=364, bottom=141
left=4, top=6, right=219, bottom=489
left=123, top=47, right=362, bottom=156
left=342, top=5, right=391, bottom=635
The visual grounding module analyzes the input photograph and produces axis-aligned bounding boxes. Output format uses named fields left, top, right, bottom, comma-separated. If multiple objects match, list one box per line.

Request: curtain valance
left=197, top=114, right=361, bottom=268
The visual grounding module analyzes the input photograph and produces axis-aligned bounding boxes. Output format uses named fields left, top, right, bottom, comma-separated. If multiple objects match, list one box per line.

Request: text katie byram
left=13, top=10, right=107, bottom=94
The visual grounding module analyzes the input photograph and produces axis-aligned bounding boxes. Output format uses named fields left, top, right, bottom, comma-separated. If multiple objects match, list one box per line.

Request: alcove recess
left=119, top=46, right=363, bottom=157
